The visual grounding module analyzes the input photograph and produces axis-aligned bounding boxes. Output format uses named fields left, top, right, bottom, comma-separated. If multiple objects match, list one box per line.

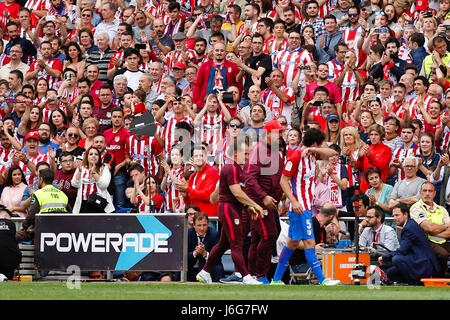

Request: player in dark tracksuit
left=196, top=138, right=264, bottom=285
left=243, top=120, right=285, bottom=284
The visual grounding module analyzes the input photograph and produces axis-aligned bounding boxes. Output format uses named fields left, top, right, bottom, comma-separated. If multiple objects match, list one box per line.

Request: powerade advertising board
left=34, top=214, right=185, bottom=271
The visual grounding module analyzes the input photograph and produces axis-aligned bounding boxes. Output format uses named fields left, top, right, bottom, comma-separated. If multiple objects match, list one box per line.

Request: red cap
left=173, top=62, right=186, bottom=69
left=416, top=0, right=428, bottom=11
left=263, top=119, right=285, bottom=132
left=24, top=131, right=39, bottom=142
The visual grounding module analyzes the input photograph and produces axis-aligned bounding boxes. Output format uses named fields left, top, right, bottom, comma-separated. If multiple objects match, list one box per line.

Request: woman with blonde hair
left=78, top=117, right=99, bottom=150
left=340, top=126, right=365, bottom=212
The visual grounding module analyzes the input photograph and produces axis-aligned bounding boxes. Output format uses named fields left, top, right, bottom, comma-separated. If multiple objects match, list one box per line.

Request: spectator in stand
left=193, top=42, right=241, bottom=108
left=53, top=151, right=78, bottom=208
left=0, top=45, right=29, bottom=83
left=104, top=107, right=131, bottom=210
left=25, top=41, right=62, bottom=89
left=359, top=123, right=392, bottom=193
left=388, top=156, right=427, bottom=210
left=95, top=2, right=121, bottom=45
left=4, top=21, right=37, bottom=63
left=86, top=32, right=117, bottom=83
left=93, top=84, right=117, bottom=133
left=71, top=146, right=114, bottom=213
left=0, top=164, right=28, bottom=217
left=174, top=144, right=219, bottom=217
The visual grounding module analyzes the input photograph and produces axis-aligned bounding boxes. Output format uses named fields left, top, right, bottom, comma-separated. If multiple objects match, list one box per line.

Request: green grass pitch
left=1, top=282, right=449, bottom=300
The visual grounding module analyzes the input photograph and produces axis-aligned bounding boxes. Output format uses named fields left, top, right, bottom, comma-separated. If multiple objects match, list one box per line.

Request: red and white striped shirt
left=24, top=0, right=47, bottom=11
left=384, top=100, right=408, bottom=120
left=0, top=147, right=15, bottom=173
left=283, top=149, right=316, bottom=212
left=327, top=58, right=344, bottom=80
left=391, top=144, right=420, bottom=181
left=194, top=113, right=226, bottom=157
left=342, top=25, right=362, bottom=50
left=60, top=87, right=79, bottom=104
left=398, top=43, right=413, bottom=64
left=28, top=58, right=63, bottom=89
left=264, top=36, right=288, bottom=63
left=19, top=153, right=49, bottom=186
left=319, top=0, right=333, bottom=18
left=261, top=85, right=295, bottom=124
left=409, top=94, right=437, bottom=120
left=163, top=166, right=185, bottom=212
left=161, top=115, right=192, bottom=155
left=79, top=168, right=98, bottom=201
left=126, top=135, right=163, bottom=176
left=337, top=70, right=367, bottom=105
left=165, top=49, right=196, bottom=71
left=274, top=48, right=313, bottom=87
left=165, top=17, right=185, bottom=37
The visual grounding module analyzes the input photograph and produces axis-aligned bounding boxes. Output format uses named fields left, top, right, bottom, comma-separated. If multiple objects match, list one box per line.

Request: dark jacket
left=372, top=56, right=407, bottom=82
left=382, top=219, right=439, bottom=282
left=0, top=218, right=21, bottom=279
left=243, top=140, right=284, bottom=208
left=411, top=46, right=428, bottom=72
left=187, top=226, right=223, bottom=281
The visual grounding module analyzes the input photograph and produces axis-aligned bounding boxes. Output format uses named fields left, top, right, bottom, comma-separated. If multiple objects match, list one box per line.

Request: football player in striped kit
left=271, top=128, right=340, bottom=286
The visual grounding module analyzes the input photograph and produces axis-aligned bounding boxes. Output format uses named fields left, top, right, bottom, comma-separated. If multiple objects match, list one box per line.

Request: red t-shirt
left=104, top=127, right=131, bottom=170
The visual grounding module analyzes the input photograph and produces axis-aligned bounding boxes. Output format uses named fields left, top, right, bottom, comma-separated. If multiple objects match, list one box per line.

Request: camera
left=376, top=27, right=388, bottom=34
left=366, top=94, right=377, bottom=101
left=299, top=65, right=311, bottom=70
left=222, top=92, right=234, bottom=104
left=135, top=43, right=146, bottom=50
left=424, top=11, right=433, bottom=18
left=64, top=73, right=72, bottom=80
left=313, top=101, right=323, bottom=107
left=350, top=264, right=367, bottom=284
left=175, top=96, right=182, bottom=102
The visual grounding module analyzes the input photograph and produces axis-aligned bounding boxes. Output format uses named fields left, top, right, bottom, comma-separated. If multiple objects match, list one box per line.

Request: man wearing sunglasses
left=55, top=127, right=85, bottom=165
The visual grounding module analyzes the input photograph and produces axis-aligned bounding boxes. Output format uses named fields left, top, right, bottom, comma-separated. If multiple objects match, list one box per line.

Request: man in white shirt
left=95, top=2, right=121, bottom=45
left=359, top=205, right=400, bottom=258
left=0, top=45, right=29, bottom=83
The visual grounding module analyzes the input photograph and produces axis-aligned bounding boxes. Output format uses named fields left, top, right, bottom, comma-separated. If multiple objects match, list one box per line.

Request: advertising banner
left=34, top=214, right=186, bottom=271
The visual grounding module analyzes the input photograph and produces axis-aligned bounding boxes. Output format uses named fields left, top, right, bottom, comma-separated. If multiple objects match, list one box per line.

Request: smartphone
left=366, top=94, right=377, bottom=101
left=313, top=101, right=323, bottom=107
left=135, top=43, right=146, bottom=50
left=424, top=11, right=433, bottom=18
left=376, top=27, right=388, bottom=34
left=46, top=15, right=56, bottom=21
left=301, top=65, right=311, bottom=70
left=64, top=73, right=72, bottom=80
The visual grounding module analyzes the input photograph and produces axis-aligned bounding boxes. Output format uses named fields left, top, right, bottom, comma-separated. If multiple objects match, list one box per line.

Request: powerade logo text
left=39, top=232, right=169, bottom=253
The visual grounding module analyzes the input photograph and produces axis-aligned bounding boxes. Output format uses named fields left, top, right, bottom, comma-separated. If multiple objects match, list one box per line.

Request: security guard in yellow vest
left=18, top=168, right=69, bottom=242
left=410, top=182, right=450, bottom=277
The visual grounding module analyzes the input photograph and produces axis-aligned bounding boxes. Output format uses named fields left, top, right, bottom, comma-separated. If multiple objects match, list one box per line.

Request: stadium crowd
left=0, top=0, right=449, bottom=285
